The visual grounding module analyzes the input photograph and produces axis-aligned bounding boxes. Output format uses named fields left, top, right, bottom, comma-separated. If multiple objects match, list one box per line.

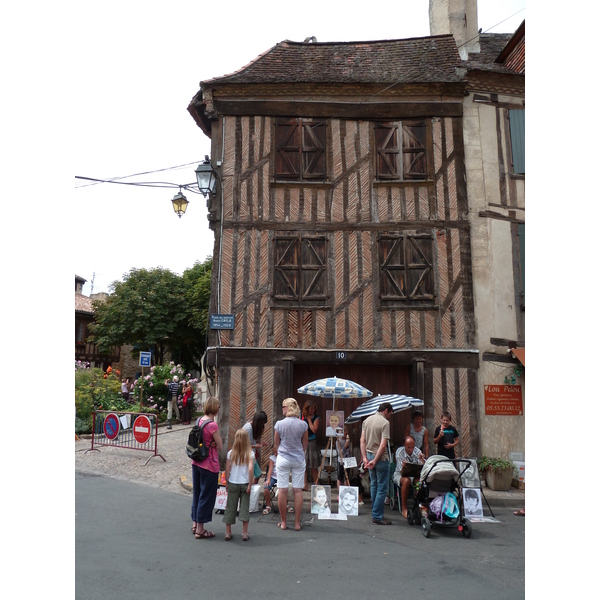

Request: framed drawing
left=462, top=488, right=484, bottom=518
left=460, top=457, right=481, bottom=488
left=311, top=485, right=331, bottom=516
left=338, top=486, right=359, bottom=516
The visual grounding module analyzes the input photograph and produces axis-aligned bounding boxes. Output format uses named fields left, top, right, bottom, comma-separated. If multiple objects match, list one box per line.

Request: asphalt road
left=76, top=471, right=524, bottom=600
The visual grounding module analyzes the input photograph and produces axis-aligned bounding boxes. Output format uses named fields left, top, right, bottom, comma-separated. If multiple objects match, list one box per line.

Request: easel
left=316, top=432, right=349, bottom=487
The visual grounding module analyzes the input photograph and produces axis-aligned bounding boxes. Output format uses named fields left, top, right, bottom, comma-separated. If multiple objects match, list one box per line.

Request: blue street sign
left=139, top=352, right=152, bottom=367
left=210, top=314, right=235, bottom=330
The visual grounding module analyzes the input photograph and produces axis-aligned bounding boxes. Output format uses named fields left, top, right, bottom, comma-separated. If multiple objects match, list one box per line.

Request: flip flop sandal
left=287, top=506, right=294, bottom=513
left=224, top=532, right=233, bottom=541
left=262, top=506, right=272, bottom=515
left=277, top=522, right=287, bottom=530
left=242, top=533, right=249, bottom=541
left=514, top=509, right=525, bottom=517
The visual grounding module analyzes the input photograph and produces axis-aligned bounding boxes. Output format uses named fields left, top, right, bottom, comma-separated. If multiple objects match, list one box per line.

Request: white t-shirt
left=227, top=449, right=255, bottom=484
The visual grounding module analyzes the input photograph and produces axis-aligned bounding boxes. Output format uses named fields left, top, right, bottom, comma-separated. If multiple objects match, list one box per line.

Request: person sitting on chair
left=392, top=436, right=425, bottom=519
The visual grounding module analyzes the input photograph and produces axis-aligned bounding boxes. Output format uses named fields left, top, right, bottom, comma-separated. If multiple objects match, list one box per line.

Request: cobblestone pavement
left=75, top=422, right=193, bottom=496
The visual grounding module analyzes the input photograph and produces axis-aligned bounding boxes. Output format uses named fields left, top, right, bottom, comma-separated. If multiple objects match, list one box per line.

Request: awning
left=510, top=347, right=525, bottom=366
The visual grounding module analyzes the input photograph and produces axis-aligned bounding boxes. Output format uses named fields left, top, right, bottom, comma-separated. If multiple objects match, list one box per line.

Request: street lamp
left=195, top=156, right=218, bottom=197
left=171, top=190, right=189, bottom=218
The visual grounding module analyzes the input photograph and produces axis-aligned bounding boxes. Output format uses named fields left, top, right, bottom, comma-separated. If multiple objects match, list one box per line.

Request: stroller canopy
left=420, top=455, right=460, bottom=484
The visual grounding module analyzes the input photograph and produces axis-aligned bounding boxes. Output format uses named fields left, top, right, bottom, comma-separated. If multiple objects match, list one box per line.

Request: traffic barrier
left=85, top=410, right=166, bottom=465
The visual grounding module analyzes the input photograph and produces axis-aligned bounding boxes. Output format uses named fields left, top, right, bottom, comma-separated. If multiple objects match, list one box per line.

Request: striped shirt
left=167, top=382, right=180, bottom=398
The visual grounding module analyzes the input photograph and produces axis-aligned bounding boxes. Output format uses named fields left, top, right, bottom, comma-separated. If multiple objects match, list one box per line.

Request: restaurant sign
left=484, top=385, right=523, bottom=415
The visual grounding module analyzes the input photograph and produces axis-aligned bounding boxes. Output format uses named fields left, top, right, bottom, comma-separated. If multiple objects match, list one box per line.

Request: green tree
left=88, top=261, right=212, bottom=369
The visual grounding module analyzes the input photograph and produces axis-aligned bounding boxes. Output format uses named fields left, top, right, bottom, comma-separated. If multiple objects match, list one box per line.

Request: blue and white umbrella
left=344, top=394, right=424, bottom=424
left=297, top=376, right=372, bottom=411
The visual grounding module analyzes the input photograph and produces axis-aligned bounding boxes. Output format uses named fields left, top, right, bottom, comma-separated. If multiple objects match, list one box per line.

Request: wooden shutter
left=275, top=118, right=300, bottom=179
left=375, top=122, right=399, bottom=179
left=274, top=235, right=327, bottom=303
left=300, top=237, right=327, bottom=300
left=274, top=237, right=300, bottom=299
left=379, top=232, right=434, bottom=302
left=402, top=121, right=427, bottom=179
left=302, top=120, right=327, bottom=179
left=509, top=109, right=525, bottom=174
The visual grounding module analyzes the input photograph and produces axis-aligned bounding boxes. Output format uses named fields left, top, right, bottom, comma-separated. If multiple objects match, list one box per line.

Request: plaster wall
left=463, top=94, right=525, bottom=459
left=478, top=361, right=525, bottom=459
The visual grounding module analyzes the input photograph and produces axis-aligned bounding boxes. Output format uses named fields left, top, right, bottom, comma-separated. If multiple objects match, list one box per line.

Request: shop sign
left=484, top=385, right=523, bottom=415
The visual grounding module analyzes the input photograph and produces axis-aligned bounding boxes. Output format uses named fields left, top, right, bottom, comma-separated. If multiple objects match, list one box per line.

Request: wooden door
left=293, top=363, right=412, bottom=454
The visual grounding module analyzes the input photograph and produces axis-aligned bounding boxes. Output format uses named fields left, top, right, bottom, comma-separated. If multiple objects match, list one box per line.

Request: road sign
left=139, top=352, right=152, bottom=367
left=133, top=414, right=152, bottom=444
left=103, top=413, right=120, bottom=440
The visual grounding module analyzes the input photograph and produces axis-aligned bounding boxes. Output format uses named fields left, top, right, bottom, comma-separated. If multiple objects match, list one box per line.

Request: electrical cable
left=74, top=160, right=203, bottom=188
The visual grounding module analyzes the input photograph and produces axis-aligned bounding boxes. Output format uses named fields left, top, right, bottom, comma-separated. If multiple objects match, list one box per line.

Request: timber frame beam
left=206, top=346, right=479, bottom=369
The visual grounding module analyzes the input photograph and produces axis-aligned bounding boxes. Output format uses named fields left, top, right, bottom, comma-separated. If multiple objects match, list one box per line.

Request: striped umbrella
left=344, top=394, right=424, bottom=424
left=297, top=376, right=372, bottom=411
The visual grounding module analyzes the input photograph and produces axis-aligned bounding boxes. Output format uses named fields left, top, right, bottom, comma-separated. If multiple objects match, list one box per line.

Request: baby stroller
left=416, top=455, right=473, bottom=538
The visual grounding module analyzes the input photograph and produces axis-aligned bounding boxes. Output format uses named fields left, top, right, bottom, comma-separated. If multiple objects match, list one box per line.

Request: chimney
left=429, top=0, right=479, bottom=60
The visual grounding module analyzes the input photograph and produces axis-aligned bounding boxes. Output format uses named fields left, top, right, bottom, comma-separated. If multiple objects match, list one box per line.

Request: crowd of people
left=186, top=392, right=467, bottom=541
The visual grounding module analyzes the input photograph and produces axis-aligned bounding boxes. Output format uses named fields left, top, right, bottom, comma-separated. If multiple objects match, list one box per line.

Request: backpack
left=186, top=420, right=211, bottom=462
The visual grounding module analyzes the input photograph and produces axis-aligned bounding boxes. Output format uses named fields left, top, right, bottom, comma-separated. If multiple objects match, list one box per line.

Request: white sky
left=73, top=0, right=526, bottom=296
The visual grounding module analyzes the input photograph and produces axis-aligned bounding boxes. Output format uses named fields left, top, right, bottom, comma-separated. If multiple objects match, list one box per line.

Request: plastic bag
left=442, top=492, right=459, bottom=520
left=429, top=495, right=444, bottom=520
left=249, top=484, right=261, bottom=513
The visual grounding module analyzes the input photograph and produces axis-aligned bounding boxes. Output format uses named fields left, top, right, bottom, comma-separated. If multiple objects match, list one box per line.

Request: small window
left=273, top=234, right=327, bottom=305
left=375, top=120, right=428, bottom=180
left=379, top=232, right=435, bottom=306
left=275, top=118, right=327, bottom=181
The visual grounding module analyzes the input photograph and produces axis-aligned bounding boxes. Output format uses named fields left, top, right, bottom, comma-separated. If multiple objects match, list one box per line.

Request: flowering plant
left=130, top=362, right=200, bottom=422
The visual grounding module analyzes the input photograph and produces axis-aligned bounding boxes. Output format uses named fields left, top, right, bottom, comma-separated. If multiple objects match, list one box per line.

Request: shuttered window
left=275, top=118, right=327, bottom=181
left=379, top=232, right=435, bottom=305
left=509, top=109, right=525, bottom=174
left=273, top=234, right=327, bottom=305
left=375, top=120, right=428, bottom=180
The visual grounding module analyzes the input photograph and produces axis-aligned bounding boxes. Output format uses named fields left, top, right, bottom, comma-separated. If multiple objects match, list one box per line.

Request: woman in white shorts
left=274, top=398, right=308, bottom=531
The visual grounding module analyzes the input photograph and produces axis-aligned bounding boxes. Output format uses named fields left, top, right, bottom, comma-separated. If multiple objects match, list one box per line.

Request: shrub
left=130, top=362, right=200, bottom=423
left=75, top=363, right=136, bottom=433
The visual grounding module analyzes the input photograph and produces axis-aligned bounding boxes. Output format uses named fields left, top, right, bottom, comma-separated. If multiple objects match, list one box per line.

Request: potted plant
left=478, top=456, right=516, bottom=491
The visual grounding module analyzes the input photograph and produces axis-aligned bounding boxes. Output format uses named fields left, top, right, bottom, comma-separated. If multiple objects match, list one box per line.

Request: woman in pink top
left=191, top=396, right=223, bottom=539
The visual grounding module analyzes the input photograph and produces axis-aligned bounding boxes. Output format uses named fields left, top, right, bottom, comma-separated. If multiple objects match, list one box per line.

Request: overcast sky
left=73, top=0, right=525, bottom=296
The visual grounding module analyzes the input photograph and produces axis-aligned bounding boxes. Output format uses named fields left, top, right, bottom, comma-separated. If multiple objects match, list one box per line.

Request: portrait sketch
left=462, top=488, right=484, bottom=517
left=460, top=458, right=481, bottom=489
left=311, top=485, right=332, bottom=516
left=338, top=486, right=359, bottom=516
left=325, top=410, right=344, bottom=437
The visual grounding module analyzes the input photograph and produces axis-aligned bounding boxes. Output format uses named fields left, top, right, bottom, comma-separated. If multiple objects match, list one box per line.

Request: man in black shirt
left=433, top=412, right=459, bottom=459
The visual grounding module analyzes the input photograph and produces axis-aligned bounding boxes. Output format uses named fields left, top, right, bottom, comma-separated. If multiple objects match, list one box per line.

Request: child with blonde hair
left=223, top=429, right=254, bottom=541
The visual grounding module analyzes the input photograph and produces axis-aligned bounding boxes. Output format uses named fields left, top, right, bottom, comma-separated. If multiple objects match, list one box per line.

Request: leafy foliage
left=88, top=260, right=212, bottom=368
left=75, top=364, right=134, bottom=433
left=478, top=456, right=516, bottom=474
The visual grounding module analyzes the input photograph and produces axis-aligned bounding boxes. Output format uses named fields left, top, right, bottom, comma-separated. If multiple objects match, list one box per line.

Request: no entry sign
left=133, top=414, right=152, bottom=444
left=103, top=413, right=120, bottom=440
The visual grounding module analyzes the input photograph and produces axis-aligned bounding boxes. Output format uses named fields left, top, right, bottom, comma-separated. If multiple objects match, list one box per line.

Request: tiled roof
left=465, top=33, right=519, bottom=75
left=75, top=293, right=94, bottom=314
left=202, top=36, right=464, bottom=86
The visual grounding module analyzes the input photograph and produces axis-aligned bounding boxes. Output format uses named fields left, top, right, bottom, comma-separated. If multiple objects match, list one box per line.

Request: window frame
left=272, top=233, right=328, bottom=308
left=274, top=117, right=328, bottom=182
left=374, top=119, right=430, bottom=182
left=378, top=231, right=437, bottom=308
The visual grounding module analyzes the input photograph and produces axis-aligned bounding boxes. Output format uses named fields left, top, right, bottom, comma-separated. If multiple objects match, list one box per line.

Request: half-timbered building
left=188, top=35, right=482, bottom=467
